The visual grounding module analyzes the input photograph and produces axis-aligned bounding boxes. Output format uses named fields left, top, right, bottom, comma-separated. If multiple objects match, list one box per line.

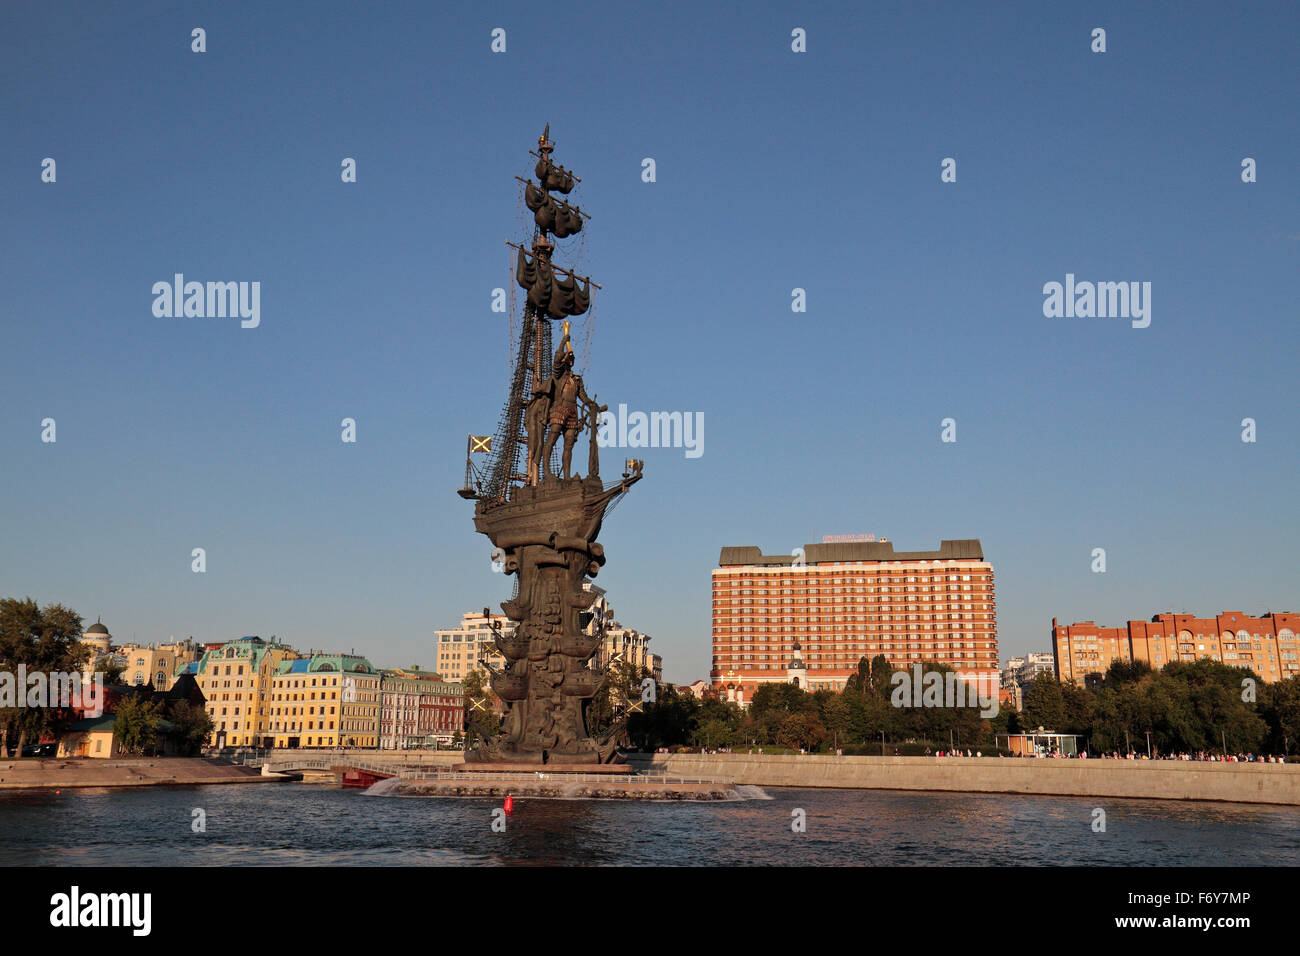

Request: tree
left=776, top=712, right=827, bottom=751
left=168, top=700, right=214, bottom=755
left=1022, top=673, right=1067, bottom=732
left=94, top=656, right=125, bottom=685
left=0, top=598, right=89, bottom=757
left=744, top=683, right=816, bottom=745
left=587, top=659, right=647, bottom=737
left=114, top=695, right=163, bottom=755
left=692, top=718, right=735, bottom=749
left=1175, top=660, right=1267, bottom=754
left=629, top=685, right=708, bottom=750
left=460, top=670, right=500, bottom=745
left=843, top=657, right=872, bottom=697
left=750, top=683, right=815, bottom=720
left=818, top=693, right=852, bottom=749
left=1262, top=677, right=1300, bottom=755
left=845, top=655, right=896, bottom=702
left=868, top=655, right=895, bottom=700
left=1105, top=658, right=1155, bottom=685
left=1062, top=682, right=1095, bottom=735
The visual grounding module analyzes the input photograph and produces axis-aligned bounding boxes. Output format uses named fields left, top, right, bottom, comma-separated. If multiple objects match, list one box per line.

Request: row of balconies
left=714, top=588, right=993, bottom=598
left=717, top=598, right=996, bottom=605
left=714, top=573, right=993, bottom=586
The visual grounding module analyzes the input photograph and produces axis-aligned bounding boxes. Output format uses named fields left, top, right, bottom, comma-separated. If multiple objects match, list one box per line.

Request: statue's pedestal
left=451, top=762, right=632, bottom=775
left=387, top=766, right=745, bottom=800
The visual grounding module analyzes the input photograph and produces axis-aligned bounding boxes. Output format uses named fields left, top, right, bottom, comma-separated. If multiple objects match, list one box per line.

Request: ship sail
left=525, top=183, right=584, bottom=238
left=535, top=157, right=575, bottom=194
left=516, top=246, right=591, bottom=318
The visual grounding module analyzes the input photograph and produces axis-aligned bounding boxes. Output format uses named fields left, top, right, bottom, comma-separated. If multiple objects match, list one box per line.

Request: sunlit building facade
left=712, top=539, right=997, bottom=705
left=379, top=668, right=464, bottom=748
left=117, top=639, right=202, bottom=691
left=267, top=654, right=381, bottom=749
left=193, top=636, right=300, bottom=747
left=1052, top=611, right=1300, bottom=684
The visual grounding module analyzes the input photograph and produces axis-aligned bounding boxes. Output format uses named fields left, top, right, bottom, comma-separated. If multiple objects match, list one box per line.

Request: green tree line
left=625, top=655, right=1300, bottom=757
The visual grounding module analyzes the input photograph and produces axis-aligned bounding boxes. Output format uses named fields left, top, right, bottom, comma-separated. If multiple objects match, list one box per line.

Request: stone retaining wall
left=0, top=757, right=280, bottom=790
left=627, top=753, right=1300, bottom=806
left=263, top=750, right=465, bottom=771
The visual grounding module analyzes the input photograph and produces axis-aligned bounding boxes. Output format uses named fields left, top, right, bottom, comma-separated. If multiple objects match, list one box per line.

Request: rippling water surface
left=1, top=784, right=1296, bottom=866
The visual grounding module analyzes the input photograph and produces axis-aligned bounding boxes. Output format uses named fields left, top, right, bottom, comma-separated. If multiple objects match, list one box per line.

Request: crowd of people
left=919, top=747, right=1291, bottom=761
left=1083, top=750, right=1287, bottom=762
left=663, top=746, right=1292, bottom=761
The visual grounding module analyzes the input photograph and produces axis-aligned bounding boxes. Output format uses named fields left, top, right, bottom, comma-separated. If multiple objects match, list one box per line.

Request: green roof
left=66, top=715, right=117, bottom=733
left=196, top=638, right=285, bottom=674
left=275, top=653, right=376, bottom=675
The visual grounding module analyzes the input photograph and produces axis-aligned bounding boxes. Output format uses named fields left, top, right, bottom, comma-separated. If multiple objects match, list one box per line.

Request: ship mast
left=472, top=125, right=595, bottom=501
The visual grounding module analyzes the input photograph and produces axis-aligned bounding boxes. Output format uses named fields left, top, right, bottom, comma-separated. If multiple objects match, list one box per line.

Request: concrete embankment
left=263, top=749, right=466, bottom=784
left=391, top=777, right=738, bottom=801
left=263, top=750, right=466, bottom=773
left=265, top=752, right=741, bottom=800
left=0, top=758, right=284, bottom=791
left=627, top=753, right=1300, bottom=807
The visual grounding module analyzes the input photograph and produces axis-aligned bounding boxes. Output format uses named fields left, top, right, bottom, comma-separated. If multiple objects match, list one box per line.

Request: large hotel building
left=1053, top=611, right=1300, bottom=684
left=711, top=539, right=997, bottom=704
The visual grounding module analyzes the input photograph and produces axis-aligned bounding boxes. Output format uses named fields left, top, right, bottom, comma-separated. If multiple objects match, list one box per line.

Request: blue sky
left=2, top=0, right=1297, bottom=682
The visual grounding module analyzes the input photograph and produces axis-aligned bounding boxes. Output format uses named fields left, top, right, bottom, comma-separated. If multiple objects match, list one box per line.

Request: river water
left=1, top=783, right=1296, bottom=866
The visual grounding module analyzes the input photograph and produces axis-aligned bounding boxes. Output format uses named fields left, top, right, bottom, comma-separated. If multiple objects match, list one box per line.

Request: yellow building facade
left=267, top=655, right=380, bottom=749
left=117, top=639, right=202, bottom=691
left=193, top=636, right=299, bottom=747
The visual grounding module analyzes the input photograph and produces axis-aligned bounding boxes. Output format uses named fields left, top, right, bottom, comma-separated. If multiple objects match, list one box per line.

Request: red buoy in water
left=504, top=793, right=514, bottom=813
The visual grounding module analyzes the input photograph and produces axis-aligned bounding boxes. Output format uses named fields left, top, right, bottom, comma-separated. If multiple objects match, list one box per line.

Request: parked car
left=21, top=743, right=57, bottom=757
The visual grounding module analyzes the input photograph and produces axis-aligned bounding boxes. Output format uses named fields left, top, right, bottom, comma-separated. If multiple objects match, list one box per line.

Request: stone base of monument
left=385, top=767, right=747, bottom=801
left=450, top=762, right=635, bottom=774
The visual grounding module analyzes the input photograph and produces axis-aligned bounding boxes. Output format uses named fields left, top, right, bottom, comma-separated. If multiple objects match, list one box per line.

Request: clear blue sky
left=2, top=0, right=1297, bottom=683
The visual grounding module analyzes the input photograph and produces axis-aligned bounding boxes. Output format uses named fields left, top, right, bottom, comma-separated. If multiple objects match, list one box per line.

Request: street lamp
left=1145, top=731, right=1152, bottom=759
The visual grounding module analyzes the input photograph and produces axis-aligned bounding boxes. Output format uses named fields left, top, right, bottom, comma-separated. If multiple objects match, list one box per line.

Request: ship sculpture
left=459, top=126, right=643, bottom=765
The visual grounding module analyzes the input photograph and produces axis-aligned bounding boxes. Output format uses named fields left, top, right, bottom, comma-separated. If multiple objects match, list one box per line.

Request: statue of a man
left=541, top=334, right=588, bottom=479
left=583, top=391, right=607, bottom=480
left=524, top=386, right=550, bottom=485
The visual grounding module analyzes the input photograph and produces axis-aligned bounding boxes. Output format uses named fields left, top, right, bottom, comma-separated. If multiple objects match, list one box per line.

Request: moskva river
left=1, top=784, right=1296, bottom=865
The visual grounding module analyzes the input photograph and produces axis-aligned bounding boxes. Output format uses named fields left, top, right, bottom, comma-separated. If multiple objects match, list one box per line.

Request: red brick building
left=1052, top=611, right=1300, bottom=684
left=712, top=540, right=997, bottom=704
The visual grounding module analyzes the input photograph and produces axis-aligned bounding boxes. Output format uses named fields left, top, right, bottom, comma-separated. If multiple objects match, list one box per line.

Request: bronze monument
left=458, top=127, right=643, bottom=766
